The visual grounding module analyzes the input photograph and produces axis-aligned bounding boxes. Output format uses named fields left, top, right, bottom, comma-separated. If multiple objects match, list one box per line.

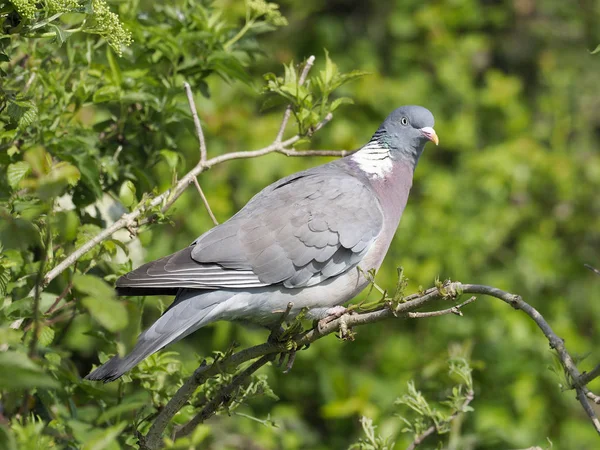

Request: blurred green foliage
left=1, top=0, right=600, bottom=449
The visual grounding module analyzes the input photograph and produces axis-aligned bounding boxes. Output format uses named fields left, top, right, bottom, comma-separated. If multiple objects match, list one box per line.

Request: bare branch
left=406, top=390, right=474, bottom=450
left=183, top=81, right=207, bottom=163
left=585, top=264, right=600, bottom=276
left=192, top=177, right=218, bottom=226
left=275, top=55, right=315, bottom=143
left=280, top=149, right=349, bottom=157
left=139, top=284, right=475, bottom=447
left=139, top=281, right=600, bottom=447
left=458, top=284, right=600, bottom=435
left=44, top=277, right=73, bottom=314
left=406, top=296, right=476, bottom=318
left=579, top=363, right=600, bottom=387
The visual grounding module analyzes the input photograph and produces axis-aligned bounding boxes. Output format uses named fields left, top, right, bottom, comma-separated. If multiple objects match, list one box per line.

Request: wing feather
left=117, top=162, right=384, bottom=293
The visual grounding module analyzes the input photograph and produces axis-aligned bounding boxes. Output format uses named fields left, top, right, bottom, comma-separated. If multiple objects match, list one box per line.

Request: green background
left=1, top=0, right=600, bottom=448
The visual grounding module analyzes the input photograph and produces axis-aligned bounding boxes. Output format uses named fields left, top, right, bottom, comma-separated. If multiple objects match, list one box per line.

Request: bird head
left=377, top=105, right=438, bottom=166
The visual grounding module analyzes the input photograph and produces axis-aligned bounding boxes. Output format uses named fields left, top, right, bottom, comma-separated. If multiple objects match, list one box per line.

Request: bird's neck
left=351, top=136, right=394, bottom=179
left=351, top=134, right=419, bottom=179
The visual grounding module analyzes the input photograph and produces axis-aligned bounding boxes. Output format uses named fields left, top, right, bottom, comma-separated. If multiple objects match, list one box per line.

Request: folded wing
left=116, top=165, right=384, bottom=294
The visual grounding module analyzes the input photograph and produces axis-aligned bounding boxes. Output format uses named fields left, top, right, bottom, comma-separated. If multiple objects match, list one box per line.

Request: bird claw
left=317, top=306, right=350, bottom=333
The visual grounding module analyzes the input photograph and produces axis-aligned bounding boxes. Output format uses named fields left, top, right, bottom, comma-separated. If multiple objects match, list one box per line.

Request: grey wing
left=194, top=169, right=384, bottom=288
left=117, top=168, right=384, bottom=292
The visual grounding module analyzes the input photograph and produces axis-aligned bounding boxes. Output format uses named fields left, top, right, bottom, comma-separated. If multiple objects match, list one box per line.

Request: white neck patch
left=351, top=140, right=393, bottom=178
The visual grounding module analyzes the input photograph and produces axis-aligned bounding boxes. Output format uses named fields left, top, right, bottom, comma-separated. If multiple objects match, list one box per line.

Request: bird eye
left=401, top=117, right=408, bottom=126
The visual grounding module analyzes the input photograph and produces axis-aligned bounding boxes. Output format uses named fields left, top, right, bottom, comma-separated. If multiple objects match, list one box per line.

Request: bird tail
left=85, top=290, right=226, bottom=382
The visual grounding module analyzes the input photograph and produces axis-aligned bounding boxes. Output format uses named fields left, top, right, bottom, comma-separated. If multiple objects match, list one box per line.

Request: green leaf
left=82, top=296, right=128, bottom=332
left=74, top=224, right=102, bottom=261
left=322, top=48, right=337, bottom=87
left=5, top=297, right=33, bottom=319
left=96, top=399, right=148, bottom=424
left=67, top=152, right=103, bottom=199
left=7, top=161, right=31, bottom=189
left=159, top=149, right=181, bottom=172
left=73, top=274, right=115, bottom=299
left=6, top=100, right=37, bottom=130
left=35, top=161, right=81, bottom=200
left=38, top=326, right=55, bottom=347
left=330, top=97, right=353, bottom=112
left=0, top=351, right=58, bottom=389
left=591, top=44, right=600, bottom=54
left=106, top=46, right=122, bottom=86
left=93, top=85, right=121, bottom=103
left=24, top=146, right=51, bottom=176
left=0, top=424, right=17, bottom=450
left=0, top=217, right=40, bottom=250
left=0, top=327, right=23, bottom=346
left=81, top=422, right=127, bottom=450
left=52, top=210, right=80, bottom=242
left=49, top=24, right=67, bottom=46
left=0, top=264, right=9, bottom=297
left=119, top=180, right=137, bottom=207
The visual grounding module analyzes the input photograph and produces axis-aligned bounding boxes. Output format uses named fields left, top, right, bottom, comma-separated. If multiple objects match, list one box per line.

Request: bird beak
left=420, top=127, right=439, bottom=146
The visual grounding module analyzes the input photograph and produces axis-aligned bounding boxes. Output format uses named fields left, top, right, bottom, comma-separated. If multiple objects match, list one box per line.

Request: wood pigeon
left=85, top=105, right=438, bottom=381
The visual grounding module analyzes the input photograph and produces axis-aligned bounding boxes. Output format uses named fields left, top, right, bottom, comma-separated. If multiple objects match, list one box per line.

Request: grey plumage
left=85, top=105, right=438, bottom=382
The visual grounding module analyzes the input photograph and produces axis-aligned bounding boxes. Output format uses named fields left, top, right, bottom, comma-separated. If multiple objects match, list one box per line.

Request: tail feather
left=85, top=290, right=226, bottom=382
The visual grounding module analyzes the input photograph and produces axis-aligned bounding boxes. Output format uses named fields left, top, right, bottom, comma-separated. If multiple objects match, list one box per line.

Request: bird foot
left=317, top=306, right=350, bottom=333
left=277, top=348, right=297, bottom=373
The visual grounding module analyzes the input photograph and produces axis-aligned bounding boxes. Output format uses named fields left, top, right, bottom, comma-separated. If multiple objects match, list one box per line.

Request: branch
left=192, top=177, right=218, bottom=226
left=579, top=363, right=600, bottom=387
left=183, top=81, right=207, bottom=163
left=139, top=280, right=600, bottom=448
left=139, top=282, right=475, bottom=448
left=406, top=390, right=475, bottom=450
left=173, top=354, right=276, bottom=440
left=585, top=264, right=600, bottom=276
left=40, top=56, right=343, bottom=289
left=406, top=296, right=476, bottom=318
left=458, top=284, right=600, bottom=433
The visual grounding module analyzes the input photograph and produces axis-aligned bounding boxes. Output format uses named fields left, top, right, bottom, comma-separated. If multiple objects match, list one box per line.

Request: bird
left=85, top=105, right=438, bottom=382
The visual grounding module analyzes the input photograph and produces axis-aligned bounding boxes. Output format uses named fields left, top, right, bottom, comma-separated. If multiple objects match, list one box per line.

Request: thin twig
left=23, top=72, right=36, bottom=93
left=29, top=225, right=51, bottom=357
left=579, top=363, right=600, bottom=387
left=275, top=55, right=315, bottom=143
left=406, top=297, right=476, bottom=318
left=192, top=177, right=218, bottom=226
left=406, top=390, right=474, bottom=450
left=585, top=264, right=600, bottom=276
left=586, top=391, right=600, bottom=405
left=45, top=278, right=74, bottom=314
left=183, top=81, right=207, bottom=163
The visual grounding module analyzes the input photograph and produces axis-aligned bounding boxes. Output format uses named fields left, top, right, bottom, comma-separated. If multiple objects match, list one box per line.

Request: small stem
left=183, top=82, right=207, bottom=163
left=29, top=222, right=51, bottom=357
left=579, top=363, right=600, bottom=387
left=29, top=12, right=64, bottom=31
left=192, top=177, right=218, bottom=226
left=224, top=20, right=254, bottom=50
